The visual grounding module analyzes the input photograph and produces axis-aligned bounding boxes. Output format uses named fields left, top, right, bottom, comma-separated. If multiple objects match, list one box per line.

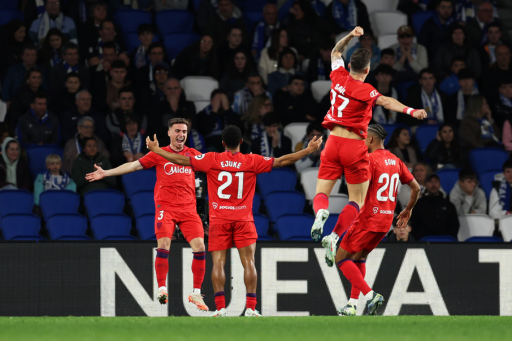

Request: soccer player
left=310, top=26, right=427, bottom=267
left=85, top=118, right=209, bottom=311
left=336, top=124, right=420, bottom=316
left=145, top=125, right=323, bottom=317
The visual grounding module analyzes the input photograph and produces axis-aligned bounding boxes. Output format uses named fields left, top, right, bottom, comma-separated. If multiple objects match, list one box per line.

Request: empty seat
left=436, top=168, right=461, bottom=193
left=396, top=81, right=417, bottom=101
left=47, top=214, right=91, bottom=240
left=415, top=124, right=439, bottom=154
left=412, top=10, right=436, bottom=35
left=136, top=214, right=156, bottom=240
left=122, top=169, right=156, bottom=199
left=91, top=214, right=137, bottom=240
left=254, top=213, right=274, bottom=240
left=479, top=170, right=501, bottom=199
left=370, top=11, right=407, bottom=36
left=123, top=32, right=142, bottom=54
left=469, top=147, right=509, bottom=177
left=465, top=236, right=503, bottom=242
left=253, top=192, right=261, bottom=213
left=156, top=10, right=194, bottom=36
left=0, top=1, right=18, bottom=10
left=114, top=9, right=152, bottom=34
left=194, top=100, right=210, bottom=113
left=0, top=189, right=34, bottom=218
left=322, top=214, right=339, bottom=237
left=84, top=189, right=125, bottom=219
left=419, top=235, right=458, bottom=242
left=499, top=215, right=512, bottom=242
left=311, top=80, right=332, bottom=103
left=275, top=214, right=315, bottom=241
left=26, top=146, right=64, bottom=179
left=457, top=214, right=494, bottom=241
left=163, top=32, right=201, bottom=60
left=265, top=190, right=305, bottom=223
left=243, top=11, right=264, bottom=32
left=131, top=190, right=155, bottom=218
left=257, top=168, right=297, bottom=199
left=283, top=123, right=309, bottom=150
left=361, top=0, right=399, bottom=13
left=301, top=167, right=342, bottom=201
left=377, top=34, right=398, bottom=49
left=39, top=190, right=80, bottom=221
left=327, top=195, right=349, bottom=213
left=1, top=214, right=43, bottom=240
left=0, top=9, right=23, bottom=26
left=180, top=76, right=219, bottom=102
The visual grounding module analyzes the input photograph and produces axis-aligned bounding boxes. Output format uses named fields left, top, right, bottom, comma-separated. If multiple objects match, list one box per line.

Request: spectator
left=63, top=116, right=110, bottom=174
left=267, top=48, right=305, bottom=96
left=446, top=68, right=479, bottom=126
left=148, top=79, right=196, bottom=142
left=345, top=31, right=380, bottom=69
left=455, top=0, right=498, bottom=24
left=0, top=20, right=29, bottom=81
left=273, top=75, right=319, bottom=126
left=325, top=0, right=372, bottom=35
left=196, top=0, right=243, bottom=32
left=460, top=94, right=501, bottom=150
left=434, top=24, right=481, bottom=81
left=426, top=123, right=461, bottom=170
left=371, top=64, right=398, bottom=124
left=106, top=88, right=148, bottom=136
left=241, top=94, right=273, bottom=144
left=217, top=26, right=254, bottom=76
left=251, top=112, right=292, bottom=158
left=498, top=80, right=512, bottom=151
left=389, top=221, right=415, bottom=242
left=172, top=35, right=220, bottom=80
left=17, top=93, right=60, bottom=148
left=196, top=89, right=241, bottom=152
left=0, top=164, right=17, bottom=191
left=204, top=0, right=247, bottom=47
left=418, top=0, right=455, bottom=62
left=110, top=114, right=146, bottom=167
left=50, top=42, right=90, bottom=93
left=40, top=28, right=67, bottom=71
left=33, top=154, right=76, bottom=206
left=449, top=168, right=487, bottom=216
left=439, top=57, right=466, bottom=96
left=306, top=40, right=334, bottom=83
left=153, top=0, right=189, bottom=11
left=490, top=159, right=512, bottom=220
left=410, top=173, right=460, bottom=240
left=0, top=137, right=30, bottom=191
left=366, top=48, right=395, bottom=85
left=86, top=20, right=129, bottom=68
left=286, top=0, right=326, bottom=60
left=478, top=23, right=510, bottom=69
left=49, top=72, right=82, bottom=118
left=131, top=24, right=154, bottom=70
left=7, top=68, right=44, bottom=128
left=251, top=3, right=280, bottom=61
left=134, top=42, right=165, bottom=92
left=390, top=25, right=428, bottom=81
left=220, top=49, right=254, bottom=101
left=138, top=62, right=170, bottom=109
left=294, top=122, right=326, bottom=172
left=386, top=127, right=417, bottom=168
left=60, top=90, right=108, bottom=145
left=102, top=60, right=131, bottom=113
left=232, top=73, right=271, bottom=116
left=88, top=41, right=119, bottom=94
left=481, top=44, right=512, bottom=100
left=258, top=29, right=298, bottom=84
left=77, top=1, right=107, bottom=51
left=29, top=0, right=78, bottom=49
left=398, top=162, right=435, bottom=209
left=72, top=137, right=115, bottom=196
left=465, top=1, right=511, bottom=49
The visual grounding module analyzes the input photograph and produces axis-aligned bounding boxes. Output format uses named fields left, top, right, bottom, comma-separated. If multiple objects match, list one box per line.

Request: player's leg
left=339, top=251, right=368, bottom=316
left=155, top=237, right=171, bottom=304
left=237, top=242, right=261, bottom=316
left=210, top=249, right=228, bottom=317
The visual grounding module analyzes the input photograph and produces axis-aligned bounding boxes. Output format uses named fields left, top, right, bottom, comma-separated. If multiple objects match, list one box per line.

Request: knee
left=190, top=238, right=205, bottom=252
left=157, top=238, right=171, bottom=250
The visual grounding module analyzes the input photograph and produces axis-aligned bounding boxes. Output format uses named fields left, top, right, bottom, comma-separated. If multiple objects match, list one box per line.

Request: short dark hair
left=222, top=125, right=243, bottom=148
left=459, top=168, right=477, bottom=182
left=137, top=23, right=154, bottom=36
left=306, top=122, right=324, bottom=135
left=368, top=124, right=388, bottom=141
left=168, top=117, right=190, bottom=129
left=374, top=64, right=394, bottom=76
left=381, top=48, right=395, bottom=58
left=349, top=48, right=372, bottom=73
left=99, top=20, right=114, bottom=31
left=457, top=68, right=474, bottom=80
left=22, top=43, right=37, bottom=54
left=246, top=72, right=262, bottom=83
left=503, top=159, right=512, bottom=172
left=32, top=92, right=47, bottom=103
left=123, top=113, right=140, bottom=129
left=227, top=25, right=243, bottom=35
left=210, top=88, right=227, bottom=100
left=62, top=42, right=78, bottom=55
left=66, top=72, right=80, bottom=80
left=451, top=56, right=466, bottom=65
left=102, top=41, right=117, bottom=51
left=263, top=112, right=281, bottom=127
left=499, top=76, right=512, bottom=87
left=487, top=22, right=501, bottom=32
left=288, top=74, right=305, bottom=85
left=118, top=86, right=134, bottom=98
left=110, top=59, right=127, bottom=70
left=419, top=68, right=435, bottom=78
left=148, top=42, right=164, bottom=54
left=277, top=47, right=297, bottom=69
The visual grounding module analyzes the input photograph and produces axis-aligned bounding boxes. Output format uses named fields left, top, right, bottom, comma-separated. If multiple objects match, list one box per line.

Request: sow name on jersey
left=384, top=159, right=396, bottom=166
left=220, top=161, right=242, bottom=169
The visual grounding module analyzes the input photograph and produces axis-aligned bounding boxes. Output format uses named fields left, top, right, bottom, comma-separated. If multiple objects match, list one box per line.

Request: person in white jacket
left=449, top=168, right=487, bottom=216
left=489, top=159, right=512, bottom=219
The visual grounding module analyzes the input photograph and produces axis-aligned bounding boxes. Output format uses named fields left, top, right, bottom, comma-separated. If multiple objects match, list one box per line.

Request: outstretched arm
left=332, top=26, right=364, bottom=62
left=396, top=179, right=420, bottom=227
left=376, top=96, right=428, bottom=120
left=85, top=161, right=143, bottom=182
left=146, top=135, right=191, bottom=166
left=273, top=136, right=323, bottom=168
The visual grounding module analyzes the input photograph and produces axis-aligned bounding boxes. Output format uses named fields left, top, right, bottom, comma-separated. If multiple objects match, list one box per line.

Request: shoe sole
left=158, top=294, right=168, bottom=305
left=321, top=237, right=336, bottom=267
left=367, top=295, right=384, bottom=315
left=311, top=210, right=329, bottom=241
left=188, top=296, right=209, bottom=311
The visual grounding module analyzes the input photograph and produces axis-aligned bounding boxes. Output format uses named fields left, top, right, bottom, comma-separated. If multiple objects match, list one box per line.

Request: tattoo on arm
left=332, top=34, right=353, bottom=62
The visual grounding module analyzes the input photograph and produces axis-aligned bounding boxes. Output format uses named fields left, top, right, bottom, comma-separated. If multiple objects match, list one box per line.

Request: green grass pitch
left=1, top=316, right=511, bottom=341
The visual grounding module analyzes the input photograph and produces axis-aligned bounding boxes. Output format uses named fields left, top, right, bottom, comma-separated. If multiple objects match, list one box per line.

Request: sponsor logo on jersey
left=370, top=90, right=379, bottom=97
left=217, top=205, right=247, bottom=210
left=379, top=210, right=393, bottom=214
left=373, top=207, right=378, bottom=214
left=212, top=202, right=218, bottom=209
left=164, top=162, right=192, bottom=175
left=195, top=154, right=205, bottom=160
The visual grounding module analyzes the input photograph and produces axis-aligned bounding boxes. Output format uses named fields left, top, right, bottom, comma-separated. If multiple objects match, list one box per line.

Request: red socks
left=246, top=293, right=257, bottom=310
left=192, top=251, right=206, bottom=290
left=155, top=248, right=170, bottom=288
left=337, top=259, right=371, bottom=296
left=214, top=291, right=226, bottom=311
left=313, top=193, right=329, bottom=213
left=350, top=260, right=366, bottom=299
left=333, top=201, right=359, bottom=235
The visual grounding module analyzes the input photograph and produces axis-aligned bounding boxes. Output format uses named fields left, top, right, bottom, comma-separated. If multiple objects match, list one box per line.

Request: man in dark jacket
left=134, top=42, right=166, bottom=92
left=410, top=174, right=460, bottom=240
left=418, top=0, right=454, bottom=62
left=465, top=1, right=511, bottom=49
left=250, top=112, right=292, bottom=158
left=273, top=75, right=319, bottom=127
left=50, top=42, right=90, bottom=93
left=204, top=0, right=248, bottom=46
left=17, top=93, right=60, bottom=148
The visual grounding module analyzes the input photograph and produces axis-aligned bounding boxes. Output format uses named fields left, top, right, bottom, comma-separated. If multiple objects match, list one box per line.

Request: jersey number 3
left=376, top=173, right=399, bottom=202
left=331, top=89, right=350, bottom=117
left=218, top=171, right=244, bottom=199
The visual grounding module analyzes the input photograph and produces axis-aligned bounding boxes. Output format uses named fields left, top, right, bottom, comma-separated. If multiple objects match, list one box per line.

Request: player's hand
left=351, top=26, right=364, bottom=37
left=85, top=164, right=105, bottom=182
left=396, top=208, right=412, bottom=228
left=306, top=136, right=323, bottom=153
left=412, top=109, right=428, bottom=120
left=146, top=134, right=160, bottom=152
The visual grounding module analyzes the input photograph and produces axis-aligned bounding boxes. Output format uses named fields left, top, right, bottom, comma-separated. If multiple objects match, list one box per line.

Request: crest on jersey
left=157, top=223, right=162, bottom=229
left=373, top=207, right=378, bottom=214
left=212, top=202, right=218, bottom=209
left=370, top=90, right=379, bottom=97
left=195, top=154, right=205, bottom=160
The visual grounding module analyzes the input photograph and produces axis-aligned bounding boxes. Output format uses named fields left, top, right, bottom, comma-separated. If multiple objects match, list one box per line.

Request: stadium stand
left=84, top=189, right=126, bottom=219
left=469, top=148, right=509, bottom=177
left=436, top=168, right=461, bottom=195
left=136, top=214, right=157, bottom=240
left=130, top=190, right=155, bottom=219
left=257, top=168, right=297, bottom=199
left=91, top=214, right=137, bottom=240
left=265, top=190, right=305, bottom=223
left=40, top=190, right=80, bottom=221
left=457, top=215, right=494, bottom=241
left=254, top=213, right=274, bottom=241
left=0, top=190, right=33, bottom=218
left=47, top=214, right=91, bottom=240
left=1, top=214, right=44, bottom=240
left=274, top=214, right=315, bottom=241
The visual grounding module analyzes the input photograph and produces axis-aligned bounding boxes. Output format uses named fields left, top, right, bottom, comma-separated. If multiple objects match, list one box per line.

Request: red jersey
left=353, top=149, right=414, bottom=233
left=189, top=151, right=274, bottom=224
left=322, top=58, right=381, bottom=138
left=138, top=145, right=201, bottom=212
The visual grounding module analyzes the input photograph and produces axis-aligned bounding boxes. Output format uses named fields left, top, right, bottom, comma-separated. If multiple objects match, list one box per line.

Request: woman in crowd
left=0, top=137, right=31, bottom=191
left=33, top=154, right=76, bottom=206
left=0, top=20, right=28, bottom=80
left=426, top=123, right=461, bottom=170
left=242, top=93, right=273, bottom=144
left=220, top=49, right=254, bottom=101
left=267, top=47, right=304, bottom=95
left=8, top=67, right=44, bottom=126
left=172, top=35, right=220, bottom=80
left=40, top=28, right=67, bottom=71
left=258, top=29, right=298, bottom=84
left=460, top=94, right=501, bottom=150
left=386, top=127, right=417, bottom=168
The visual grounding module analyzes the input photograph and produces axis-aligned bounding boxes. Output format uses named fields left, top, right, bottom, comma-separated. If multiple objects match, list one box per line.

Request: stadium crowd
left=1, top=0, right=512, bottom=242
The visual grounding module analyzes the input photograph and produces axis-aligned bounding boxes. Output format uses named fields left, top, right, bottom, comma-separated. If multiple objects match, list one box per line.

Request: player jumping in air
left=146, top=125, right=323, bottom=317
left=85, top=118, right=209, bottom=311
left=336, top=124, right=420, bottom=316
left=310, top=26, right=427, bottom=267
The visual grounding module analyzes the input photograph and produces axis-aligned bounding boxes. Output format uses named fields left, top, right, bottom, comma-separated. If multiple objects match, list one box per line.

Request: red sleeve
left=353, top=84, right=381, bottom=106
left=399, top=160, right=414, bottom=185
left=252, top=155, right=274, bottom=174
left=138, top=151, right=158, bottom=169
left=189, top=153, right=213, bottom=173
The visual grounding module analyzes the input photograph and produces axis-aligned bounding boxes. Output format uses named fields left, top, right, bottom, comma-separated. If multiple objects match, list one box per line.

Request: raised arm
left=332, top=27, right=364, bottom=62
left=146, top=135, right=191, bottom=166
left=376, top=96, right=428, bottom=121
left=85, top=160, right=143, bottom=182
left=273, top=136, right=323, bottom=168
left=396, top=179, right=421, bottom=227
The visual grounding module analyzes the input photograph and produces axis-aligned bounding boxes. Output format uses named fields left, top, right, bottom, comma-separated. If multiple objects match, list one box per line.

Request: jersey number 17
left=331, top=89, right=350, bottom=117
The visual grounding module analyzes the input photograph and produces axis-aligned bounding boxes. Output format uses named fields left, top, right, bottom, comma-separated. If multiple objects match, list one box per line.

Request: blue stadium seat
left=84, top=189, right=125, bottom=219
left=243, top=11, right=263, bottom=32
left=396, top=81, right=417, bottom=101
left=156, top=10, right=194, bottom=36
left=436, top=168, right=461, bottom=193
left=479, top=170, right=501, bottom=199
left=257, top=168, right=297, bottom=199
left=465, top=236, right=503, bottom=242
left=0, top=189, right=34, bottom=218
left=253, top=192, right=261, bottom=213
left=114, top=9, right=152, bottom=34
left=322, top=214, right=339, bottom=237
left=40, top=190, right=80, bottom=221
left=122, top=168, right=156, bottom=199
left=415, top=124, right=439, bottom=154
left=123, top=32, right=161, bottom=54
left=0, top=214, right=43, bottom=240
left=47, top=214, right=91, bottom=240
left=254, top=213, right=274, bottom=240
left=469, top=147, right=509, bottom=177
left=136, top=214, right=156, bottom=240
left=163, top=32, right=201, bottom=60
left=380, top=123, right=411, bottom=147
left=265, top=190, right=305, bottom=223
left=412, top=10, right=435, bottom=36
left=238, top=0, right=268, bottom=12
left=274, top=214, right=315, bottom=241
left=26, top=145, right=64, bottom=179
left=131, top=190, right=155, bottom=219
left=91, top=214, right=137, bottom=240
left=0, top=10, right=23, bottom=25
left=0, top=1, right=18, bottom=10
left=419, top=235, right=458, bottom=242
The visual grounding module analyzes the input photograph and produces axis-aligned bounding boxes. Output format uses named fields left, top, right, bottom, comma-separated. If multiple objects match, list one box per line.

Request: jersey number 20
left=376, top=173, right=399, bottom=202
left=331, top=89, right=350, bottom=117
left=218, top=171, right=244, bottom=199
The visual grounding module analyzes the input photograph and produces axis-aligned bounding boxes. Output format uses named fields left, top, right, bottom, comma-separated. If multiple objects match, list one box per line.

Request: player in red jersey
left=145, top=125, right=323, bottom=317
left=310, top=26, right=427, bottom=265
left=334, top=124, right=420, bottom=316
left=85, top=118, right=209, bottom=311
